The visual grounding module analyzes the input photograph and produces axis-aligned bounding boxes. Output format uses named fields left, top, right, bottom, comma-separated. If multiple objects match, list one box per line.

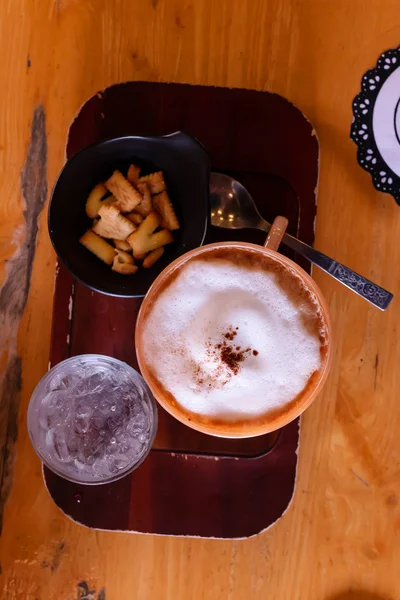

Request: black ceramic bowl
left=48, top=132, right=210, bottom=297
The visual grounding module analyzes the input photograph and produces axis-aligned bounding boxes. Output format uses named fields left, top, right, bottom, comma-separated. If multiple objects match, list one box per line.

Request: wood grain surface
left=0, top=1, right=399, bottom=599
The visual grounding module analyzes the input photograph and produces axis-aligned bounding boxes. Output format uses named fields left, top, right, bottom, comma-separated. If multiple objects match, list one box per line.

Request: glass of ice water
left=28, top=354, right=158, bottom=485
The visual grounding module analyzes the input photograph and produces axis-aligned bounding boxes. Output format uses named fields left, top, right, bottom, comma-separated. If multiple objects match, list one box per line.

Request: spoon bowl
left=210, top=173, right=265, bottom=230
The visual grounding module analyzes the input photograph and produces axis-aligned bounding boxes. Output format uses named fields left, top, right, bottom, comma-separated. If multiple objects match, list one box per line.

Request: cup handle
left=264, top=216, right=289, bottom=251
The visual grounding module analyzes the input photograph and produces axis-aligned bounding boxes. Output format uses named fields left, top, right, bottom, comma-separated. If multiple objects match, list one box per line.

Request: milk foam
left=142, top=258, right=324, bottom=420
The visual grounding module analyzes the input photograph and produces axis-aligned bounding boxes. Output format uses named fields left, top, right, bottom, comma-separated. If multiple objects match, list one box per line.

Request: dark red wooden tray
left=44, top=82, right=319, bottom=538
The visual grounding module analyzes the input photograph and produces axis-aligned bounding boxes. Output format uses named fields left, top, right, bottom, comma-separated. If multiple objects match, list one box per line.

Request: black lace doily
left=351, top=45, right=400, bottom=205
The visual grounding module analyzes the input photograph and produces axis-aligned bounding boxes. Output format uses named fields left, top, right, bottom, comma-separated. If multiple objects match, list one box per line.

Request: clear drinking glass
left=27, top=354, right=158, bottom=485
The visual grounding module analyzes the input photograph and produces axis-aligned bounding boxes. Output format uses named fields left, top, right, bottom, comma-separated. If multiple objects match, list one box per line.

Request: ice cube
left=38, top=393, right=55, bottom=428
left=138, top=433, right=148, bottom=444
left=109, top=456, right=130, bottom=474
left=41, top=390, right=71, bottom=430
left=87, top=369, right=107, bottom=393
left=106, top=414, right=124, bottom=433
left=47, top=372, right=64, bottom=393
left=45, top=428, right=55, bottom=448
left=73, top=379, right=89, bottom=397
left=73, top=406, right=92, bottom=434
left=53, top=427, right=71, bottom=463
left=126, top=414, right=147, bottom=438
left=98, top=397, right=112, bottom=415
left=75, top=415, right=90, bottom=434
left=91, top=410, right=106, bottom=430
left=74, top=458, right=89, bottom=472
left=59, top=367, right=86, bottom=390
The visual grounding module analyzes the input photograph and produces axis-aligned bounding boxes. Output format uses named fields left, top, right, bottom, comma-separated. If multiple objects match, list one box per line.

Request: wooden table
left=1, top=1, right=399, bottom=598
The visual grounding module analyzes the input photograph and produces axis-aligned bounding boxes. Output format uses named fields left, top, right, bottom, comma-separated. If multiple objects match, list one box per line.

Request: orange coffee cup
left=136, top=217, right=333, bottom=438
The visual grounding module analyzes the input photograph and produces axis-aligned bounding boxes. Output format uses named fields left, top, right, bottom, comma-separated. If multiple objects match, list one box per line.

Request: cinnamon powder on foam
left=194, top=326, right=258, bottom=387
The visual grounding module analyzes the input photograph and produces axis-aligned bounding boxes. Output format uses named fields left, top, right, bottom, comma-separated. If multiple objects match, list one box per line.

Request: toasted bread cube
left=114, top=249, right=134, bottom=264
left=80, top=230, right=115, bottom=265
left=93, top=204, right=136, bottom=239
left=125, top=212, right=143, bottom=225
left=85, top=183, right=107, bottom=219
left=101, top=195, right=117, bottom=208
left=134, top=252, right=147, bottom=261
left=142, top=229, right=173, bottom=253
left=135, top=211, right=160, bottom=237
left=127, top=164, right=141, bottom=186
left=113, top=239, right=132, bottom=252
left=105, top=170, right=142, bottom=212
left=112, top=258, right=138, bottom=275
left=141, top=210, right=160, bottom=235
left=127, top=211, right=164, bottom=255
left=112, top=262, right=138, bottom=274
left=127, top=211, right=160, bottom=254
left=130, top=229, right=174, bottom=257
left=153, top=190, right=180, bottom=230
left=112, top=249, right=137, bottom=274
left=139, top=171, right=166, bottom=195
left=135, top=182, right=153, bottom=216
left=143, top=247, right=165, bottom=268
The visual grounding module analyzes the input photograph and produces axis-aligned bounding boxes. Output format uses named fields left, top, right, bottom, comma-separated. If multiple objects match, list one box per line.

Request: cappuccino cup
left=136, top=217, right=332, bottom=438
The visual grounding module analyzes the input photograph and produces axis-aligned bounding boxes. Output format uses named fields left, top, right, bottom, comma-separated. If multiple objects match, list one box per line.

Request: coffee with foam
left=138, top=246, right=329, bottom=435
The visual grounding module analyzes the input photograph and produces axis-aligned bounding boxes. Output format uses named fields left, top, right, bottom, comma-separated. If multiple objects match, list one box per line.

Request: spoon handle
left=268, top=228, right=393, bottom=310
